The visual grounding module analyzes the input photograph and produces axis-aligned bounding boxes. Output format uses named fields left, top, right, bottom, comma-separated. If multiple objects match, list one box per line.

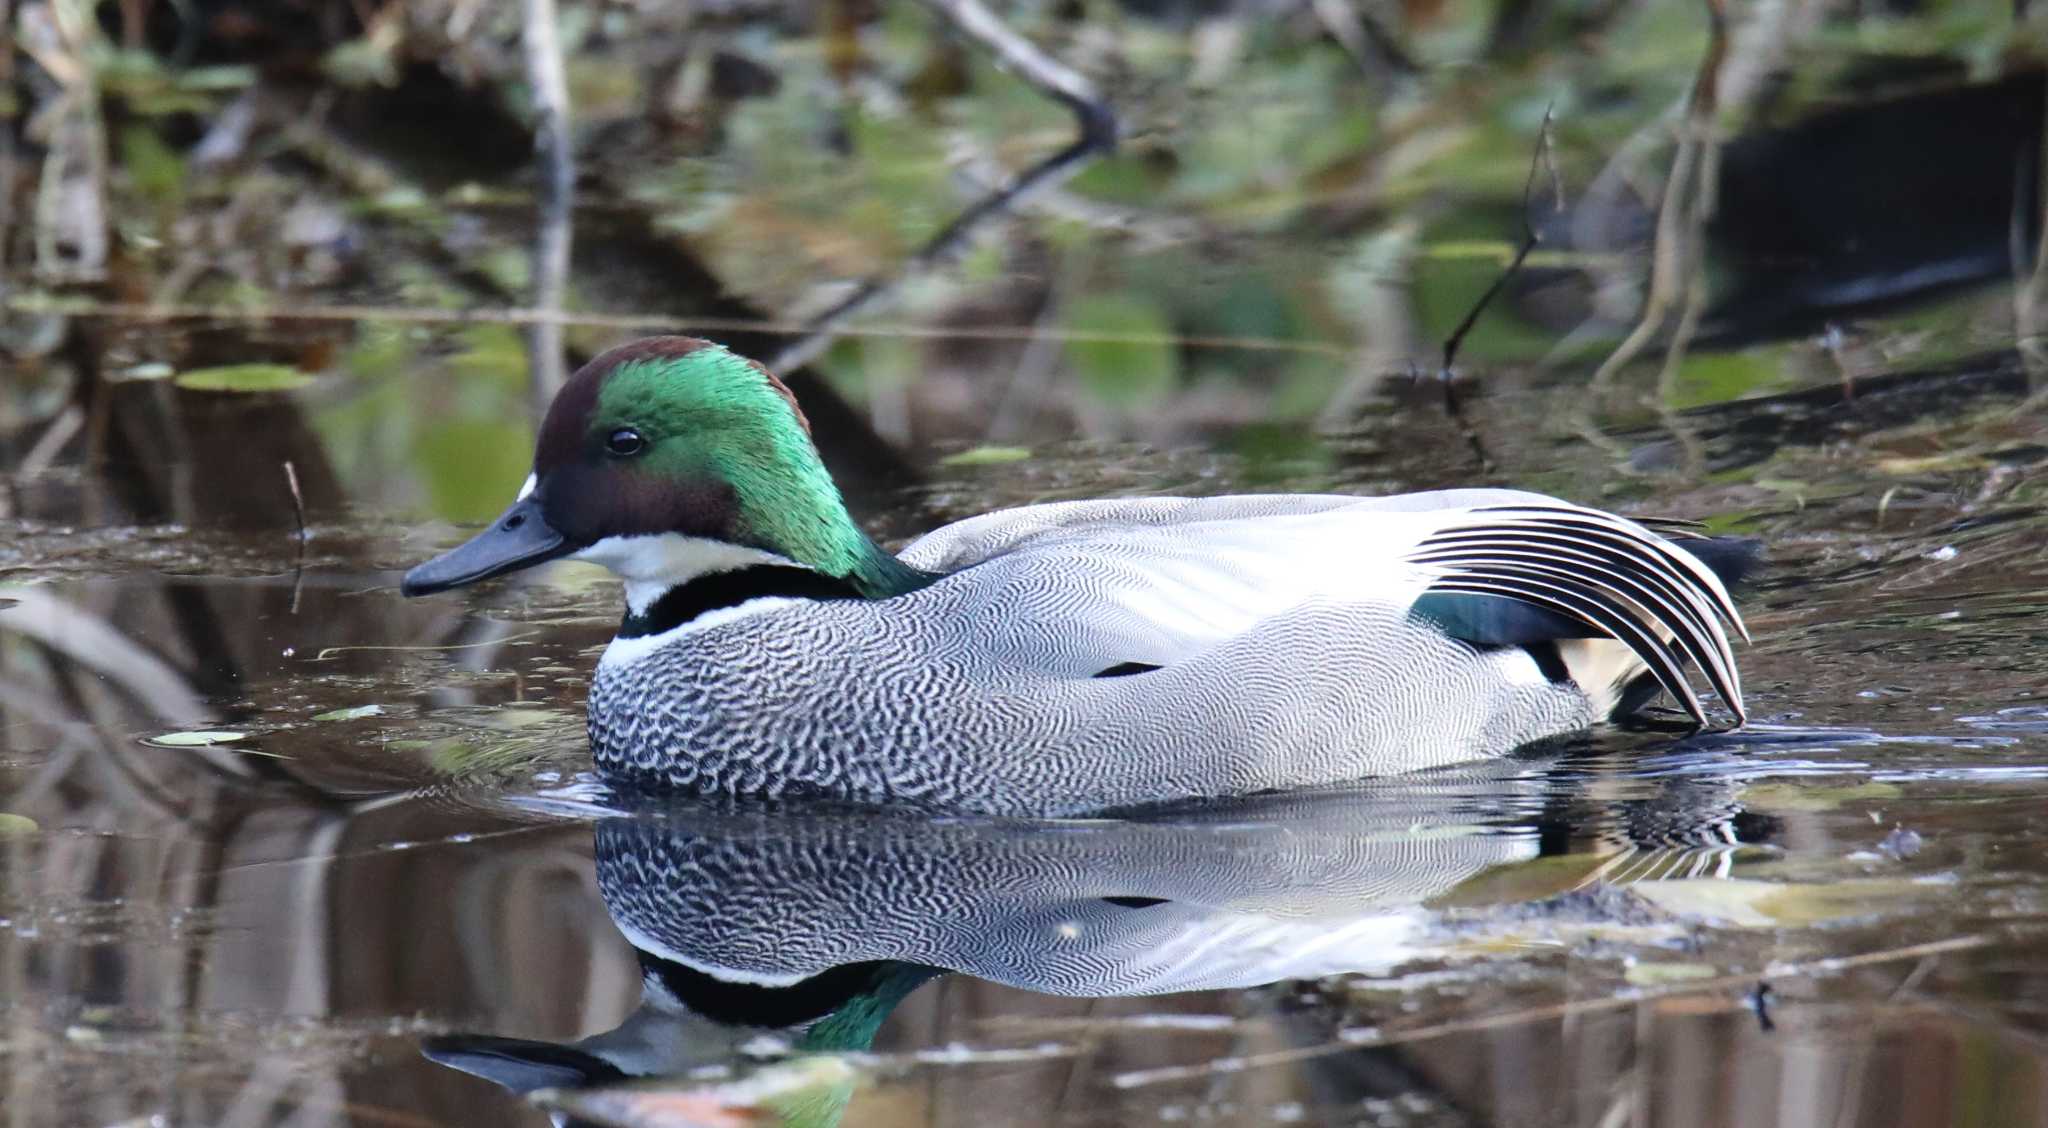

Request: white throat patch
left=598, top=596, right=803, bottom=670
left=569, top=533, right=800, bottom=616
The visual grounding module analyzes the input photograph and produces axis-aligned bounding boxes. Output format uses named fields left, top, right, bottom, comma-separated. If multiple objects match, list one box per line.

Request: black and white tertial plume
left=1408, top=504, right=1752, bottom=727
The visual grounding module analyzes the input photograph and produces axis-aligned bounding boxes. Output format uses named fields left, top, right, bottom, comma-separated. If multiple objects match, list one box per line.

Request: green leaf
left=939, top=446, right=1033, bottom=468
left=118, top=125, right=186, bottom=206
left=1668, top=350, right=1791, bottom=410
left=145, top=730, right=246, bottom=747
left=174, top=365, right=314, bottom=393
left=313, top=704, right=386, bottom=722
left=0, top=813, right=39, bottom=834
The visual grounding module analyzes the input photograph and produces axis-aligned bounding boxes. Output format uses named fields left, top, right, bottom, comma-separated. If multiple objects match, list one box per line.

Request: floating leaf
left=0, top=813, right=38, bottom=834
left=145, top=730, right=247, bottom=747
left=313, top=704, right=386, bottom=722
left=939, top=446, right=1033, bottom=468
left=174, top=364, right=314, bottom=393
left=1427, top=851, right=1615, bottom=909
left=1624, top=961, right=1718, bottom=986
left=1740, top=781, right=1901, bottom=813
left=1632, top=878, right=1924, bottom=928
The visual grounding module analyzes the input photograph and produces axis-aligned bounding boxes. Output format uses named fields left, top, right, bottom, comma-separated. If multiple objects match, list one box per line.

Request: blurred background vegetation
left=2, top=0, right=2044, bottom=529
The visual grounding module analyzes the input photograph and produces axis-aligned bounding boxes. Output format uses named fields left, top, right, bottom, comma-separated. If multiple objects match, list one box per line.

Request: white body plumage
left=588, top=489, right=1749, bottom=815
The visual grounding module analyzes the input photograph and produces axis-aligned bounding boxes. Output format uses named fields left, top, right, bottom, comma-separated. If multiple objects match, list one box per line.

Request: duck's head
left=402, top=336, right=922, bottom=609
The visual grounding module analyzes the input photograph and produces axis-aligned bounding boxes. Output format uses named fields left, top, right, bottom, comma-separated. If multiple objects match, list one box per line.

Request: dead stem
left=1426, top=105, right=1561, bottom=473
left=1577, top=0, right=1820, bottom=466
left=1109, top=933, right=1994, bottom=1090
left=521, top=0, right=575, bottom=411
left=1571, top=28, right=1721, bottom=464
left=283, top=460, right=307, bottom=614
left=282, top=460, right=307, bottom=541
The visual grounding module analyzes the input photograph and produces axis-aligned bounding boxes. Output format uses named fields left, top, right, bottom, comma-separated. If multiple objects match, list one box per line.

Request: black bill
left=401, top=493, right=577, bottom=596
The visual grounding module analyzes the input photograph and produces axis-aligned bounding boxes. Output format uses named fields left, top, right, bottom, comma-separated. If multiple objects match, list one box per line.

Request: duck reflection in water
left=423, top=761, right=1768, bottom=1126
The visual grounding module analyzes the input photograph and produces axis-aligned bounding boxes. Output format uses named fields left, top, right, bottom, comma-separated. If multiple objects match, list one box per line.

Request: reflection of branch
left=1574, top=0, right=1731, bottom=470
left=2, top=589, right=205, bottom=722
left=521, top=0, right=574, bottom=411
left=1578, top=0, right=1822, bottom=468
left=1430, top=106, right=1561, bottom=472
left=766, top=0, right=1117, bottom=374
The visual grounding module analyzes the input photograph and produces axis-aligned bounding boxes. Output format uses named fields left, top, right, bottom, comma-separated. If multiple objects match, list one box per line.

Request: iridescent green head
left=403, top=336, right=921, bottom=603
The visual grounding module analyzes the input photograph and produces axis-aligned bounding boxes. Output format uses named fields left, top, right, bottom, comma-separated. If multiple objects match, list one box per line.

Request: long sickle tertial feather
left=1410, top=505, right=1749, bottom=727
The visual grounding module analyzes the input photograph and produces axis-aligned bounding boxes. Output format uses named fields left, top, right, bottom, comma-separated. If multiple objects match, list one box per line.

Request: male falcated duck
left=404, top=336, right=1755, bottom=815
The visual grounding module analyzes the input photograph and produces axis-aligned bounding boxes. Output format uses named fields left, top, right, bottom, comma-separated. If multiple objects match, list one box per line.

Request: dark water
left=6, top=4, right=2048, bottom=1126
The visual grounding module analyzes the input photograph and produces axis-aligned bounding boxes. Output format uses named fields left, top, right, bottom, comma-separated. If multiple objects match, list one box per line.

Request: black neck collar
left=637, top=950, right=900, bottom=1030
left=620, top=564, right=863, bottom=638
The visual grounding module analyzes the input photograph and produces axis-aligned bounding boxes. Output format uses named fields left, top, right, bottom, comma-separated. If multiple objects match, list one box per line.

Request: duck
left=402, top=335, right=1756, bottom=816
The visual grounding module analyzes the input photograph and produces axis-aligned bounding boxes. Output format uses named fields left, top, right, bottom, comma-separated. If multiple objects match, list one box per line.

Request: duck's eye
left=605, top=428, right=645, bottom=457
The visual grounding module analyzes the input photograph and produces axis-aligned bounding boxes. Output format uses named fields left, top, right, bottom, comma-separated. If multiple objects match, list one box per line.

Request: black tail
left=1674, top=535, right=1765, bottom=591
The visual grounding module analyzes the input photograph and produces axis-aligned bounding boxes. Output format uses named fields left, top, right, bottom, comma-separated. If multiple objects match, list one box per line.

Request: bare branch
left=765, top=0, right=1117, bottom=374
left=1429, top=105, right=1563, bottom=472
left=1440, top=104, right=1561, bottom=380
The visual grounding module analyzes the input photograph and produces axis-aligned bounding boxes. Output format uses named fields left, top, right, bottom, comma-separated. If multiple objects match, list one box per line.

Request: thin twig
left=765, top=0, right=1117, bottom=374
left=282, top=460, right=306, bottom=540
left=1430, top=104, right=1561, bottom=472
left=283, top=459, right=307, bottom=614
left=521, top=0, right=574, bottom=411
left=1440, top=105, right=1560, bottom=378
